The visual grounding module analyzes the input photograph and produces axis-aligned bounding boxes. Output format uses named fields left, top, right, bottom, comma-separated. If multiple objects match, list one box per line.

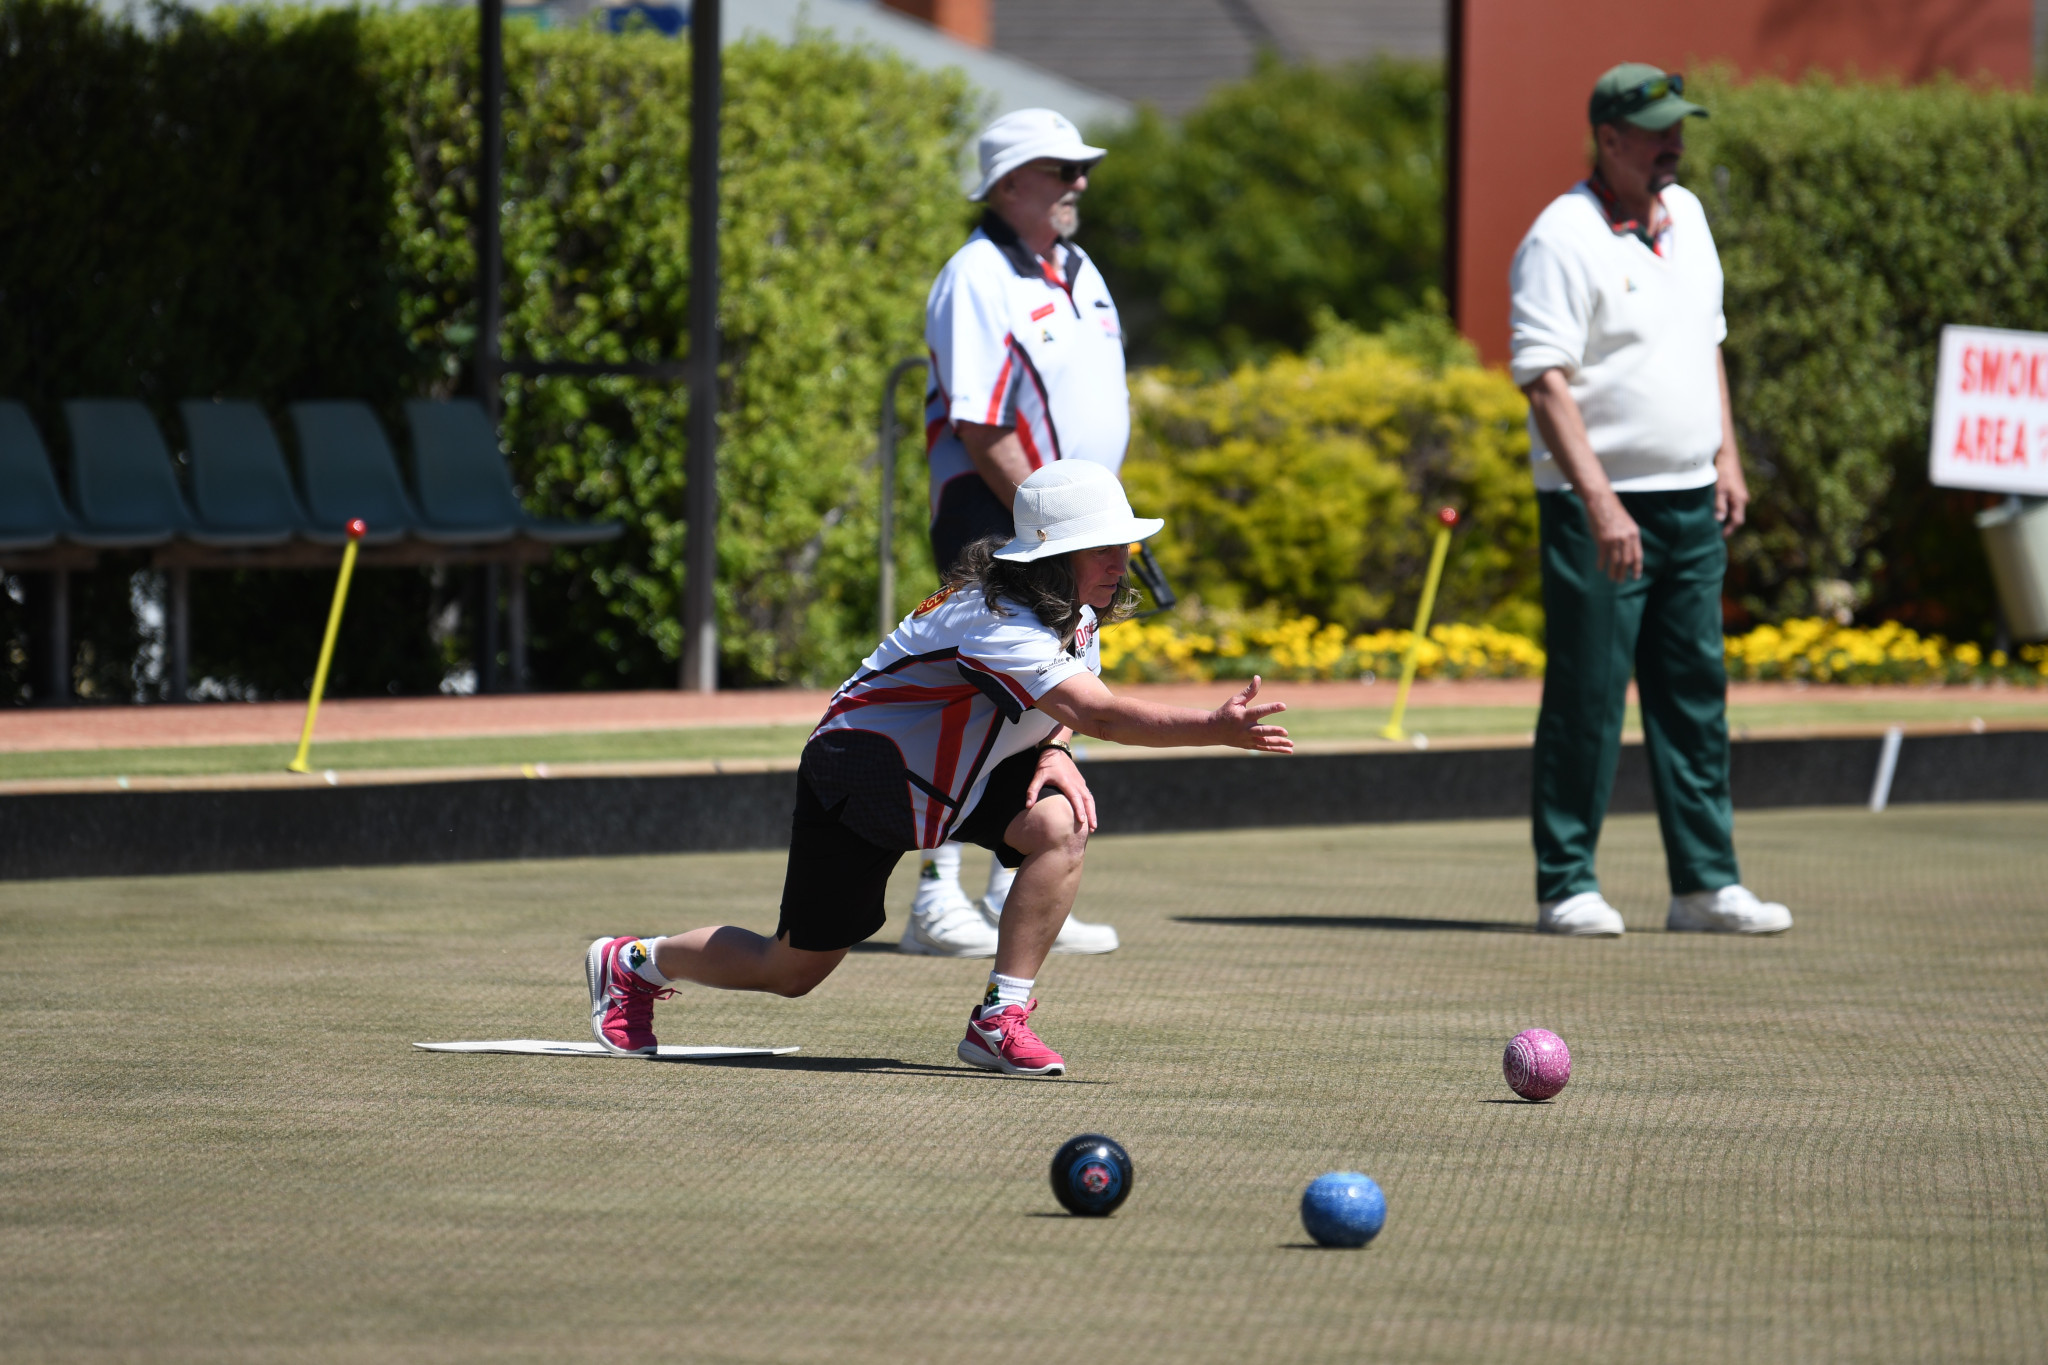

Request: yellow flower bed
left=1099, top=615, right=2048, bottom=686
left=1099, top=616, right=1547, bottom=683
left=1722, top=618, right=2048, bottom=685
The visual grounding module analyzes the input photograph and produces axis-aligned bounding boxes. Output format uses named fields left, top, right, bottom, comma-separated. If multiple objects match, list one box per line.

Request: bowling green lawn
left=5, top=804, right=2046, bottom=1363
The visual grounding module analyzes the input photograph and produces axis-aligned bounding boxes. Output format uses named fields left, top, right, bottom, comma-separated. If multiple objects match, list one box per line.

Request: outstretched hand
left=1213, top=676, right=1292, bottom=754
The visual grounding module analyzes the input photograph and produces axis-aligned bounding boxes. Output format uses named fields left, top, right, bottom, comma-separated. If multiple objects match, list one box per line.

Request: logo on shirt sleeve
left=913, top=586, right=957, bottom=617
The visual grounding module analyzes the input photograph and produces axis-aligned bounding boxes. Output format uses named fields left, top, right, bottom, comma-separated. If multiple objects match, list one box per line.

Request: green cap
left=1589, top=63, right=1707, bottom=130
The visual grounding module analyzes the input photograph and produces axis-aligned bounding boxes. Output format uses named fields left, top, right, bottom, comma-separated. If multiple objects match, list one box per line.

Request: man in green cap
left=1507, top=63, right=1792, bottom=938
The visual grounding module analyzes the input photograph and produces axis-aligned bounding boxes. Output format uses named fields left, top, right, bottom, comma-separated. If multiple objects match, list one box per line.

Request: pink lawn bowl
left=1503, top=1028, right=1571, bottom=1101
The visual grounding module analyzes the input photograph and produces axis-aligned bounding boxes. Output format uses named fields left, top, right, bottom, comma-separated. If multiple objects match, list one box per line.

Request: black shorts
left=929, top=472, right=1015, bottom=575
left=775, top=746, right=1042, bottom=952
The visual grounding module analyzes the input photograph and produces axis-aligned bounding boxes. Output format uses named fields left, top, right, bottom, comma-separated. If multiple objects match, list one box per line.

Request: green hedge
left=1684, top=75, right=2048, bottom=638
left=0, top=0, right=972, bottom=697
left=1082, top=54, right=1444, bottom=371
left=379, top=10, right=972, bottom=688
left=0, top=0, right=434, bottom=700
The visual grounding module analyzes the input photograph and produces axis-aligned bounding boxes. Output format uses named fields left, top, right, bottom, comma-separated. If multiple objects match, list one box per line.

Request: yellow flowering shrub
left=1101, top=615, right=2048, bottom=686
left=1121, top=316, right=1543, bottom=640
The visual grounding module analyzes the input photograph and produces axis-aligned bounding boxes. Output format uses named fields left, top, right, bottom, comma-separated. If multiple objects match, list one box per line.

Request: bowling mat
left=414, top=1040, right=798, bottom=1060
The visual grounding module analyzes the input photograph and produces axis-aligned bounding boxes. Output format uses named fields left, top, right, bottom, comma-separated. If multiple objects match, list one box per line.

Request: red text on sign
left=1950, top=416, right=2031, bottom=466
left=1960, top=346, right=2048, bottom=399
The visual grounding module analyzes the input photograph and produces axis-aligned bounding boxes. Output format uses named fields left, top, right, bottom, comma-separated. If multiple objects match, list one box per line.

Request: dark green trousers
left=1533, top=485, right=1739, bottom=903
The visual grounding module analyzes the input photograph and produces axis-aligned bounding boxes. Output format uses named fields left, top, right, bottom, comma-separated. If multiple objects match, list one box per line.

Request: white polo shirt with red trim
left=922, top=213, right=1129, bottom=520
left=801, top=584, right=1102, bottom=851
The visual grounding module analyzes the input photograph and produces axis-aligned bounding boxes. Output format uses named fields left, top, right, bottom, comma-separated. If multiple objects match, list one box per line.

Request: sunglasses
left=1028, top=160, right=1090, bottom=184
left=1595, top=72, right=1685, bottom=122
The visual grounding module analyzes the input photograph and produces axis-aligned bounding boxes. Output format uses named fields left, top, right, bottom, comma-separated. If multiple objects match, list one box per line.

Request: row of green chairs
left=1, top=397, right=623, bottom=702
left=0, top=398, right=621, bottom=552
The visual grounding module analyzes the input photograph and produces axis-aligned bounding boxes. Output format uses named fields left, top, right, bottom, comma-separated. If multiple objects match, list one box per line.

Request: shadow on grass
left=691, top=1054, right=1109, bottom=1083
left=1173, top=914, right=1533, bottom=934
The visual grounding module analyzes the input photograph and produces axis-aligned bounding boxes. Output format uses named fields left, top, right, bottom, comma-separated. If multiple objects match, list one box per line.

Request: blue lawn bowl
left=1050, top=1133, right=1133, bottom=1217
left=1300, top=1172, right=1386, bottom=1248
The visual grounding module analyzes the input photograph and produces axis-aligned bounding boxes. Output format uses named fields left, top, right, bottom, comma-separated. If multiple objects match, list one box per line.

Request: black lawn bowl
left=1050, top=1133, right=1133, bottom=1217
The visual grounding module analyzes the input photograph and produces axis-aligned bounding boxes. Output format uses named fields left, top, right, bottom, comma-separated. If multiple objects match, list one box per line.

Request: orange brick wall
left=1450, top=0, right=2036, bottom=367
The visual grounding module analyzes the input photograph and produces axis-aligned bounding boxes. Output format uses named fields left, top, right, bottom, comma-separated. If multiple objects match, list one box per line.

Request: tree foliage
left=1685, top=74, right=2048, bottom=636
left=378, top=11, right=972, bottom=687
left=1081, top=55, right=1445, bottom=372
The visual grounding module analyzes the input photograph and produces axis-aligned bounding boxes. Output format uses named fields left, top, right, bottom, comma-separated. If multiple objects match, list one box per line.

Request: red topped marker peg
left=1436, top=507, right=1459, bottom=527
left=346, top=518, right=368, bottom=539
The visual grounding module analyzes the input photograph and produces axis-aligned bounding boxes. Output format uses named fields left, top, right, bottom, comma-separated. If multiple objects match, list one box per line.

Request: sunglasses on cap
left=1595, top=72, right=1686, bottom=123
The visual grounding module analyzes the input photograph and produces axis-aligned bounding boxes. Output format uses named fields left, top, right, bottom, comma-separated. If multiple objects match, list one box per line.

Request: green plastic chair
left=286, top=401, right=424, bottom=545
left=180, top=400, right=315, bottom=542
left=0, top=402, right=87, bottom=550
left=60, top=400, right=194, bottom=547
left=405, top=399, right=623, bottom=546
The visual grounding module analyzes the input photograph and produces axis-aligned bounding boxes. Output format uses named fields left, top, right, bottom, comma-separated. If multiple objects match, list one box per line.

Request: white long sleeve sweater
left=1508, top=182, right=1726, bottom=493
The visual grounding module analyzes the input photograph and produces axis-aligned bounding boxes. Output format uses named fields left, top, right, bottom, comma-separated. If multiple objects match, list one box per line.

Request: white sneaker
left=900, top=882, right=1001, bottom=957
left=1667, top=884, right=1792, bottom=935
left=1537, top=891, right=1626, bottom=937
left=979, top=895, right=1120, bottom=955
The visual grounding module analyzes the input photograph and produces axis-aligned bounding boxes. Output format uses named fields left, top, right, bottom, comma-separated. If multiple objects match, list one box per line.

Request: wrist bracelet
left=1040, top=741, right=1075, bottom=759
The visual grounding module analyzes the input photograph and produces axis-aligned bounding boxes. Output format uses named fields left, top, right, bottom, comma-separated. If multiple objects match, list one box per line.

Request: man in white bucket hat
left=913, top=107, right=1134, bottom=958
left=581, top=463, right=1291, bottom=1077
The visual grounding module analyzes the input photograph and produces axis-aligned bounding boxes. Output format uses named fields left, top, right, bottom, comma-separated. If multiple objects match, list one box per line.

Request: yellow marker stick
left=288, top=519, right=367, bottom=774
left=1380, top=507, right=1460, bottom=742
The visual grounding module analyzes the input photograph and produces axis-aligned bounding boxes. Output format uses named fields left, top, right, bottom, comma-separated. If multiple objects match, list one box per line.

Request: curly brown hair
left=944, top=533, right=1140, bottom=653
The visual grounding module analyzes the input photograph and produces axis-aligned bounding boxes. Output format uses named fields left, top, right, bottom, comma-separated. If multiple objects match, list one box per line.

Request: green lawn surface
left=2, top=694, right=2043, bottom=782
left=5, top=807, right=2045, bottom=1362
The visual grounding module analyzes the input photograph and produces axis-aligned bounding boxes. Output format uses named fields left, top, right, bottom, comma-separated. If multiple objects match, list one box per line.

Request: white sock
left=984, top=858, right=1016, bottom=912
left=623, top=937, right=673, bottom=987
left=921, top=841, right=963, bottom=887
left=982, top=971, right=1032, bottom=1013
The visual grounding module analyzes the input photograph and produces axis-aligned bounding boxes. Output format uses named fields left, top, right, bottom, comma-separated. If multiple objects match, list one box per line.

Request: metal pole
left=508, top=565, right=528, bottom=692
left=1443, top=0, right=1464, bottom=324
left=875, top=357, right=927, bottom=640
left=478, top=0, right=505, bottom=424
left=681, top=0, right=721, bottom=692
left=481, top=563, right=501, bottom=693
left=47, top=569, right=69, bottom=706
left=168, top=566, right=190, bottom=702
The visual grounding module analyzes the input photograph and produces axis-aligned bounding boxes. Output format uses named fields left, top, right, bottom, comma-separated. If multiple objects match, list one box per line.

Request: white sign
left=1928, top=324, right=2048, bottom=496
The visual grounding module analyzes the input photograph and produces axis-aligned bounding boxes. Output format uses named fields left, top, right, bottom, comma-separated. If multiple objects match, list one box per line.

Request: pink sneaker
left=585, top=936, right=673, bottom=1056
left=957, top=999, right=1066, bottom=1077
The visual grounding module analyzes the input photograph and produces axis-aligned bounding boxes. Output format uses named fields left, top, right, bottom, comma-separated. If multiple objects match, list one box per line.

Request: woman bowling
left=583, top=461, right=1291, bottom=1077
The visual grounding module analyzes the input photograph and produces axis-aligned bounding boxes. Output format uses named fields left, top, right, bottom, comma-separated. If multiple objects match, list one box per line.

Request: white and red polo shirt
left=922, top=212, right=1129, bottom=521
left=801, top=583, right=1102, bottom=851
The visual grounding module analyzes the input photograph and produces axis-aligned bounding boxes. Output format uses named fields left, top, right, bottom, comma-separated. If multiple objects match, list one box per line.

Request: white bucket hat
left=993, top=461, right=1164, bottom=562
left=968, top=108, right=1106, bottom=202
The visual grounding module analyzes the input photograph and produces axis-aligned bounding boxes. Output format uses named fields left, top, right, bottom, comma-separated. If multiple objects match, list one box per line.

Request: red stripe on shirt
left=924, top=696, right=974, bottom=846
left=820, top=681, right=980, bottom=727
left=984, top=339, right=1017, bottom=424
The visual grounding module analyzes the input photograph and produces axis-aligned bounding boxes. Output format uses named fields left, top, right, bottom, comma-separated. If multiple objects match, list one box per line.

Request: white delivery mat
left=415, top=1040, right=798, bottom=1060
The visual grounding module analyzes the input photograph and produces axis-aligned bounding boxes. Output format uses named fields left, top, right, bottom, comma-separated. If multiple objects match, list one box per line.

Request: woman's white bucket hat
left=993, top=461, right=1164, bottom=563
left=968, top=108, right=1106, bottom=203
